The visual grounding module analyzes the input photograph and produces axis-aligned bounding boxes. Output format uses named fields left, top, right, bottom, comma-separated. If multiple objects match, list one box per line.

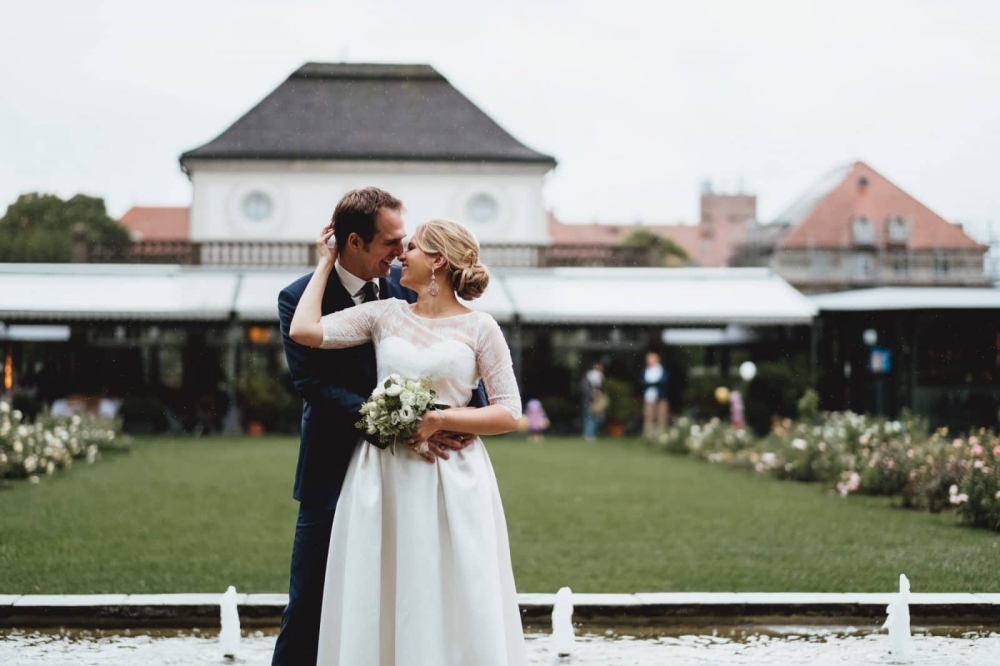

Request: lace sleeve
left=475, top=314, right=522, bottom=419
left=319, top=300, right=390, bottom=349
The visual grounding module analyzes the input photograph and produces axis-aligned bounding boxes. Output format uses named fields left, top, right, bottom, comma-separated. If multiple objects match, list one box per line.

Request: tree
left=0, top=193, right=129, bottom=263
left=622, top=228, right=689, bottom=266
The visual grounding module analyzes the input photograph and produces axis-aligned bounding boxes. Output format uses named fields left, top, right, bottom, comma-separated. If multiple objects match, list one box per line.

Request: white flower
left=995, top=491, right=1000, bottom=500
left=385, top=384, right=403, bottom=397
left=13, top=441, right=23, bottom=454
left=399, top=405, right=416, bottom=424
left=24, top=455, right=38, bottom=473
left=761, top=452, right=776, bottom=465
left=29, top=475, right=40, bottom=484
left=46, top=461, right=55, bottom=475
left=399, top=390, right=415, bottom=406
left=12, top=409, right=22, bottom=420
left=373, top=385, right=385, bottom=398
left=949, top=484, right=959, bottom=496
left=950, top=493, right=969, bottom=506
left=792, top=438, right=807, bottom=451
left=0, top=401, right=9, bottom=413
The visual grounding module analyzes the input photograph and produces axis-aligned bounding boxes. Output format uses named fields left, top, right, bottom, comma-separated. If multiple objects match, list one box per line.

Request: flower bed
left=655, top=412, right=1000, bottom=532
left=0, top=401, right=130, bottom=485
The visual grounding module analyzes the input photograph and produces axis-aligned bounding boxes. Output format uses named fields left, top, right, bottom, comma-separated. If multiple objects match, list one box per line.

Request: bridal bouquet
left=357, top=374, right=442, bottom=454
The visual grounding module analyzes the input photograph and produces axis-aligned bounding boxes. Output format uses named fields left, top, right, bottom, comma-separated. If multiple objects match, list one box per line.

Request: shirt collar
left=335, top=260, right=379, bottom=300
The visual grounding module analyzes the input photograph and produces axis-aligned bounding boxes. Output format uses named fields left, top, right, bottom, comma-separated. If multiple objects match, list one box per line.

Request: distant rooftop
left=181, top=62, right=556, bottom=166
left=119, top=207, right=189, bottom=241
left=779, top=161, right=984, bottom=251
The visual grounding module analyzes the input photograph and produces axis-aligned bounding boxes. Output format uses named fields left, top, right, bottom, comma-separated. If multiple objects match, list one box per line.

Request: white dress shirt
left=335, top=260, right=380, bottom=306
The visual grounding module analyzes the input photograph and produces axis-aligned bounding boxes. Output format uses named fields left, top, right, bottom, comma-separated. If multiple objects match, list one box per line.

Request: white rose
left=399, top=390, right=415, bottom=406
left=385, top=384, right=403, bottom=397
left=399, top=405, right=416, bottom=424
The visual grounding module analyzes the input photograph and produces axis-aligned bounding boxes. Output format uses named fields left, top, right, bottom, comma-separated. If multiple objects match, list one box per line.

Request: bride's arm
left=289, top=227, right=381, bottom=349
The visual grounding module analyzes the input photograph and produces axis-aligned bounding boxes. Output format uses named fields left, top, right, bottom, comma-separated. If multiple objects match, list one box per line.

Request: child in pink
left=525, top=398, right=550, bottom=442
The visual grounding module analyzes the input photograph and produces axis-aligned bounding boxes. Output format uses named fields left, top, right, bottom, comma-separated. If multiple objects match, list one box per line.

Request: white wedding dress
left=314, top=298, right=527, bottom=666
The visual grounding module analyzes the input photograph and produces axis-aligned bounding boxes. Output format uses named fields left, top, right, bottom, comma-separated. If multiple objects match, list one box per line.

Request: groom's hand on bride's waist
left=429, top=431, right=476, bottom=453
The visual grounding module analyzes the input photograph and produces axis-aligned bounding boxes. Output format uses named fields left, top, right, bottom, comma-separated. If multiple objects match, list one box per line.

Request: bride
left=289, top=219, right=527, bottom=665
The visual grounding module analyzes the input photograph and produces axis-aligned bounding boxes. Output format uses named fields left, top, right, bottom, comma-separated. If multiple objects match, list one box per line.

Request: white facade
left=186, top=159, right=552, bottom=244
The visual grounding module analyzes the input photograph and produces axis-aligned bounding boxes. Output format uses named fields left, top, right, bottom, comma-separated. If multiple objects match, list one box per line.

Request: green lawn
left=1, top=436, right=997, bottom=594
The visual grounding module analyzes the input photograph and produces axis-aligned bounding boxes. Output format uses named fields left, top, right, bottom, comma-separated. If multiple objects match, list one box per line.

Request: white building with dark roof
left=180, top=63, right=556, bottom=244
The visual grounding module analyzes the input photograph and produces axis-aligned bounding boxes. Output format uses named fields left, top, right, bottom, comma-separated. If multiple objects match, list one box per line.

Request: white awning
left=0, top=265, right=813, bottom=326
left=234, top=269, right=311, bottom=321
left=0, top=264, right=238, bottom=321
left=497, top=268, right=817, bottom=325
left=0, top=324, right=71, bottom=341
left=811, top=287, right=1000, bottom=311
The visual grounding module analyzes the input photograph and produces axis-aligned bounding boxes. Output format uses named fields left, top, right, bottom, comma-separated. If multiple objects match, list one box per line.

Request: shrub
left=602, top=377, right=640, bottom=425
left=952, top=431, right=1000, bottom=531
left=0, top=400, right=130, bottom=484
left=237, top=368, right=295, bottom=433
left=682, top=374, right=732, bottom=421
left=744, top=362, right=813, bottom=435
left=119, top=395, right=170, bottom=433
left=536, top=395, right=576, bottom=432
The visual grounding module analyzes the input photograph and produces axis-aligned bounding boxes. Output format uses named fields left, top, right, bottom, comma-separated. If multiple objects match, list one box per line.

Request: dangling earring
left=428, top=267, right=439, bottom=297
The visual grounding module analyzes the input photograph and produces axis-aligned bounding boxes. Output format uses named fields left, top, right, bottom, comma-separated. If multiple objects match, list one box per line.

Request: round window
left=466, top=193, right=499, bottom=223
left=242, top=192, right=273, bottom=222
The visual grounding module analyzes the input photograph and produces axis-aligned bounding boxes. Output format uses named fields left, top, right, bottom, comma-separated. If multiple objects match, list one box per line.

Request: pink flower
left=971, top=444, right=984, bottom=456
left=970, top=436, right=980, bottom=447
left=993, top=446, right=1000, bottom=457
left=886, top=458, right=895, bottom=470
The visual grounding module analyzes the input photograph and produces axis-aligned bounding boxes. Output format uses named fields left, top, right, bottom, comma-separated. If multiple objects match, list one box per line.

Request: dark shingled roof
left=180, top=63, right=556, bottom=166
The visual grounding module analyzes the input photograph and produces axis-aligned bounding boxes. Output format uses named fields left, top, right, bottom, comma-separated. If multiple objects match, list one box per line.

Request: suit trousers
left=271, top=503, right=336, bottom=666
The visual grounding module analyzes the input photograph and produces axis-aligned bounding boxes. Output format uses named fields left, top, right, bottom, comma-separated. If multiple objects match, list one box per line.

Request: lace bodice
left=319, top=299, right=521, bottom=418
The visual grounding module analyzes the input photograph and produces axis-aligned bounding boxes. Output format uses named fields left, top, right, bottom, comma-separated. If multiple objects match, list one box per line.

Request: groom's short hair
left=332, top=187, right=404, bottom=250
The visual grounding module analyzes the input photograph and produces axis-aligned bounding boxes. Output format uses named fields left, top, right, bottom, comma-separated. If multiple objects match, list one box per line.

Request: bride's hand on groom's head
left=316, top=225, right=338, bottom=266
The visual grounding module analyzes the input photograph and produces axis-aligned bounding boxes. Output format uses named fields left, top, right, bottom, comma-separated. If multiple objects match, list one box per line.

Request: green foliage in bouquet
left=356, top=375, right=442, bottom=453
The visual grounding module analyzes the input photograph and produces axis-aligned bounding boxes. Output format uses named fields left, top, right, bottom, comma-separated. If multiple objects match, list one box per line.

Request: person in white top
left=642, top=351, right=669, bottom=439
left=290, top=219, right=527, bottom=666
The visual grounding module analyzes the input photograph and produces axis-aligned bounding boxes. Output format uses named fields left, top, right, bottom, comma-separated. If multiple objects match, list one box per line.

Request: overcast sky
left=2, top=0, right=999, bottom=237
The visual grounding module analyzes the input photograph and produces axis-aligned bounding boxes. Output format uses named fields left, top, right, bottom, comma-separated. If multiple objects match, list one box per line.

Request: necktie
left=360, top=282, right=378, bottom=304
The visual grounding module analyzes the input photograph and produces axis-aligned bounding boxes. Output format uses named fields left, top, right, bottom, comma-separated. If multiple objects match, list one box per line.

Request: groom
left=272, top=187, right=484, bottom=665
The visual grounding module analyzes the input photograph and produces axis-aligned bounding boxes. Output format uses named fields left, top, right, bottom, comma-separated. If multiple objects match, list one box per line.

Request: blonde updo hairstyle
left=412, top=219, right=490, bottom=300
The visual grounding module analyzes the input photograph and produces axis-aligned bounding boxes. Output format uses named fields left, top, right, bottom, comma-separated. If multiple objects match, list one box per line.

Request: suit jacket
left=277, top=264, right=485, bottom=510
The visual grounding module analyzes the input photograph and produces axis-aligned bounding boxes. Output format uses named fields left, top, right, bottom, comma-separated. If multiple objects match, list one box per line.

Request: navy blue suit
left=272, top=264, right=485, bottom=665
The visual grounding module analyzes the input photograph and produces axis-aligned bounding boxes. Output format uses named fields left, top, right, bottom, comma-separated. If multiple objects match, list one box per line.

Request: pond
left=2, top=626, right=998, bottom=665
